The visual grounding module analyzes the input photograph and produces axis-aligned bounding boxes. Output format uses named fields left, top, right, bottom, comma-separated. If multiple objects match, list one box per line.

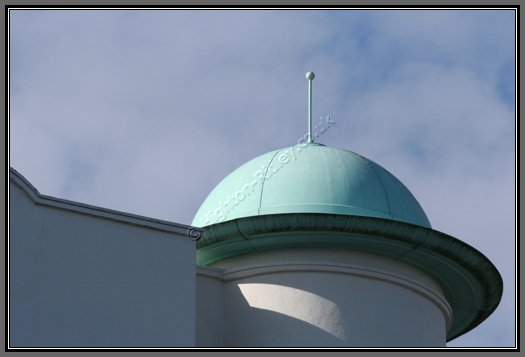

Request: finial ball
left=306, top=72, right=315, bottom=80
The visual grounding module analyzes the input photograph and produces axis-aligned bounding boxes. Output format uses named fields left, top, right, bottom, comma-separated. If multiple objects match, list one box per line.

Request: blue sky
left=9, top=9, right=516, bottom=347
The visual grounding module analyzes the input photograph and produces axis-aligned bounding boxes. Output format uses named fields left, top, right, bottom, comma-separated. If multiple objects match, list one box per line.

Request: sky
left=8, top=9, right=516, bottom=348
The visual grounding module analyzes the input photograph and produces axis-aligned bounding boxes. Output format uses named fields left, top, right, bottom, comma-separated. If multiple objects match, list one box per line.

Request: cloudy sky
left=9, top=9, right=515, bottom=347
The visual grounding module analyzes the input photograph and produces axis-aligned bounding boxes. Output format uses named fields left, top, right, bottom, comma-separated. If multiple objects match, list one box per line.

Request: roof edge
left=9, top=167, right=202, bottom=239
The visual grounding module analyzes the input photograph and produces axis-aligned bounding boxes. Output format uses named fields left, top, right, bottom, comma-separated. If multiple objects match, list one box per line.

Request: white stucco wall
left=196, top=267, right=224, bottom=347
left=9, top=172, right=197, bottom=347
left=9, top=168, right=453, bottom=348
left=203, top=248, right=450, bottom=347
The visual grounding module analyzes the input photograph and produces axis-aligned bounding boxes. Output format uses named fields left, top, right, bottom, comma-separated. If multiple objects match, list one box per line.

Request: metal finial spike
left=306, top=72, right=315, bottom=143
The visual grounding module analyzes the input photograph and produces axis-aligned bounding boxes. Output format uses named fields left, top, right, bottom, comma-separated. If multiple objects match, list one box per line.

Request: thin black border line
left=6, top=5, right=10, bottom=352
left=516, top=5, right=520, bottom=351
left=3, top=5, right=522, bottom=10
left=5, top=5, right=519, bottom=352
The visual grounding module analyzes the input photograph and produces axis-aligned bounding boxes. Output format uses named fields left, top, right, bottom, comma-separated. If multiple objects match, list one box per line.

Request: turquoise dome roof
left=192, top=144, right=503, bottom=343
left=192, top=143, right=431, bottom=228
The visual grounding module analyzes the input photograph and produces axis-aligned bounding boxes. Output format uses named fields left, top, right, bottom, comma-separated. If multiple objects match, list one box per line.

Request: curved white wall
left=203, top=248, right=451, bottom=347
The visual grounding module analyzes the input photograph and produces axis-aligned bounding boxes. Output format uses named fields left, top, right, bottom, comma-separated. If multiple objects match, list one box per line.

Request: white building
left=9, top=140, right=502, bottom=348
left=9, top=168, right=196, bottom=347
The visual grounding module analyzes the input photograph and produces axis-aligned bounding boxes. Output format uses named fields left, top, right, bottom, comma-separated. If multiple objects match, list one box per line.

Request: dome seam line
left=366, top=160, right=393, bottom=218
left=256, top=150, right=281, bottom=215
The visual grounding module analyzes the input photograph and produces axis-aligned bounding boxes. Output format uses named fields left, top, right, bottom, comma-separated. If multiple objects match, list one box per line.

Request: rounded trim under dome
left=192, top=144, right=431, bottom=229
left=196, top=212, right=503, bottom=342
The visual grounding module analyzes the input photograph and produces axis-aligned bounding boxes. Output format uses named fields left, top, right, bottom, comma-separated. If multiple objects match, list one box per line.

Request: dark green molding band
left=197, top=213, right=503, bottom=342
